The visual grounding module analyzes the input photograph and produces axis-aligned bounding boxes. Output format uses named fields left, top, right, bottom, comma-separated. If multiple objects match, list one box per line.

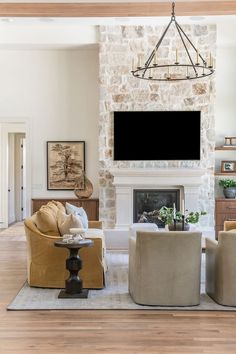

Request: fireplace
left=110, top=168, right=205, bottom=229
left=133, top=189, right=180, bottom=227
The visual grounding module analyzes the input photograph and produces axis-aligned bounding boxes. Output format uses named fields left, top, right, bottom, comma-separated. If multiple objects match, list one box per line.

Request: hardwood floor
left=1, top=232, right=236, bottom=353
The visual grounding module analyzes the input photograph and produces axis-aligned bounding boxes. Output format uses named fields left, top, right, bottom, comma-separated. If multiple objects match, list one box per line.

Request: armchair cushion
left=65, top=202, right=88, bottom=229
left=224, top=220, right=236, bottom=231
left=34, top=205, right=60, bottom=236
left=57, top=210, right=83, bottom=236
left=51, top=200, right=66, bottom=213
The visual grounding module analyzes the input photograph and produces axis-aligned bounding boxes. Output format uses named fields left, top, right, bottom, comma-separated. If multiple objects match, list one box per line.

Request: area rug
left=7, top=251, right=236, bottom=311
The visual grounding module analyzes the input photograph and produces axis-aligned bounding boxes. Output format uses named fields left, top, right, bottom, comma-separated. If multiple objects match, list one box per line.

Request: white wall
left=215, top=46, right=236, bottom=178
left=0, top=48, right=99, bottom=201
left=215, top=46, right=236, bottom=146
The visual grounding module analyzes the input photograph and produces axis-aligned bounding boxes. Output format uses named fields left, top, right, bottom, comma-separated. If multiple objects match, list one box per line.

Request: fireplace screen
left=133, top=189, right=180, bottom=227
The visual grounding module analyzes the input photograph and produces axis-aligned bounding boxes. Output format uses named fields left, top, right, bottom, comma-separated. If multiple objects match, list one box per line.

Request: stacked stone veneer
left=99, top=25, right=216, bottom=228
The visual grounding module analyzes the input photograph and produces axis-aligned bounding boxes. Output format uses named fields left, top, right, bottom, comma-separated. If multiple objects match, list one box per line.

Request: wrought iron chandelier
left=131, top=2, right=215, bottom=81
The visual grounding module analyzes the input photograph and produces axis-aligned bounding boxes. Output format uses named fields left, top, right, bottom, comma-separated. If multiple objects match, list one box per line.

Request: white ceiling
left=0, top=15, right=235, bottom=49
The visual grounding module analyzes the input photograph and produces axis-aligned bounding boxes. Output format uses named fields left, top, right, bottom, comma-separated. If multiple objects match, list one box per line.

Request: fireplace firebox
left=133, top=189, right=180, bottom=227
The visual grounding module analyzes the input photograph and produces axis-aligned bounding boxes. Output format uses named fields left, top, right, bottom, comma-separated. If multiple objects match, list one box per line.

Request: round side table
left=55, top=239, right=94, bottom=299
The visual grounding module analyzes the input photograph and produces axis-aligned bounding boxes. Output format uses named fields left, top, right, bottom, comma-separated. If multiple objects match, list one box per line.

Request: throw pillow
left=35, top=205, right=60, bottom=236
left=45, top=201, right=59, bottom=216
left=57, top=210, right=83, bottom=236
left=51, top=200, right=66, bottom=213
left=65, top=202, right=88, bottom=229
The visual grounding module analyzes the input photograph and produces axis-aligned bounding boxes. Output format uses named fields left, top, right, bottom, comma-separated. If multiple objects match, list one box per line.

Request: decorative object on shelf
left=157, top=205, right=207, bottom=230
left=74, top=171, right=93, bottom=199
left=62, top=233, right=83, bottom=243
left=219, top=178, right=236, bottom=198
left=221, top=161, right=236, bottom=173
left=69, top=228, right=86, bottom=240
left=224, top=136, right=236, bottom=147
left=47, top=141, right=85, bottom=190
left=131, top=2, right=215, bottom=82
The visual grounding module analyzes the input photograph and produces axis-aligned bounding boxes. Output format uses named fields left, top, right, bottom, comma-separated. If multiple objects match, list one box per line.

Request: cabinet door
left=215, top=200, right=236, bottom=239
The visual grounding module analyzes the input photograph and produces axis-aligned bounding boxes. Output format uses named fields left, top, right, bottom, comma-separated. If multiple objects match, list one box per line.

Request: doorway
left=8, top=133, right=26, bottom=224
left=0, top=122, right=30, bottom=229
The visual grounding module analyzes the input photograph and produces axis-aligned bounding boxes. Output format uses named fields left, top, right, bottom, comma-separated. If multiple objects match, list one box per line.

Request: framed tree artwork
left=47, top=141, right=85, bottom=190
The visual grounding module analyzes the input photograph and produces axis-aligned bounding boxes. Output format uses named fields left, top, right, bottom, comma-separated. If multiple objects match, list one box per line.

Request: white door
left=8, top=133, right=15, bottom=224
left=15, top=133, right=26, bottom=221
left=21, top=136, right=26, bottom=220
left=0, top=122, right=30, bottom=229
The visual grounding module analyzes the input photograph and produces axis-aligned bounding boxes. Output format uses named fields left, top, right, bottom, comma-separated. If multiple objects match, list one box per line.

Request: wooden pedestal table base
left=54, top=239, right=94, bottom=299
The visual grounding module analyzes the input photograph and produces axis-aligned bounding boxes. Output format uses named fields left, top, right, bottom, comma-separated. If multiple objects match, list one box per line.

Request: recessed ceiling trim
left=0, top=2, right=236, bottom=17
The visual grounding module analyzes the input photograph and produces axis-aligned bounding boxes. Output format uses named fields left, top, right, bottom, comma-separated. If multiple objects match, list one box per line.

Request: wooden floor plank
left=1, top=231, right=236, bottom=353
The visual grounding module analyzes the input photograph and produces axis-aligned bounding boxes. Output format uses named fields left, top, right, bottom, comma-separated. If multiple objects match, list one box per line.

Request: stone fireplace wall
left=99, top=25, right=216, bottom=228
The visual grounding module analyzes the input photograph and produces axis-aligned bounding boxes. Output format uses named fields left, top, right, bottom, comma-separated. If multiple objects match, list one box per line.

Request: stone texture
left=99, top=25, right=216, bottom=228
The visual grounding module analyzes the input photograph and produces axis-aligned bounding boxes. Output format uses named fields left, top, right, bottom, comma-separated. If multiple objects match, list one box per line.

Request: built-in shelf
left=215, top=172, right=236, bottom=176
left=215, top=146, right=236, bottom=151
left=215, top=146, right=236, bottom=176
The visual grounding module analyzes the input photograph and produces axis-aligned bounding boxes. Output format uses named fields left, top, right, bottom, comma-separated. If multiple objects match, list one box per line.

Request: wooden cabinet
left=215, top=198, right=236, bottom=239
left=31, top=198, right=99, bottom=220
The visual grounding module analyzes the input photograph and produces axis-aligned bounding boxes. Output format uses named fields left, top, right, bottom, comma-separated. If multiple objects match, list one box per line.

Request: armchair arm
left=224, top=220, right=236, bottom=231
left=205, top=238, right=218, bottom=297
left=88, top=221, right=103, bottom=229
left=128, top=237, right=137, bottom=295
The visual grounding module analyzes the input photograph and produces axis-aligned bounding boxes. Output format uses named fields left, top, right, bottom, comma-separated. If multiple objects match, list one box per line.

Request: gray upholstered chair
left=129, top=223, right=158, bottom=238
left=206, top=231, right=236, bottom=306
left=129, top=231, right=202, bottom=306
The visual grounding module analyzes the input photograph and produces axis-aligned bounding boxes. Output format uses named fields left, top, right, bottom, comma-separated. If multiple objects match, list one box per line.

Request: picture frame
left=221, top=160, right=236, bottom=173
left=47, top=141, right=85, bottom=190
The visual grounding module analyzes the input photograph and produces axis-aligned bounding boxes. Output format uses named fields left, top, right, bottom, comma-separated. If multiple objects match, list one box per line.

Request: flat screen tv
left=113, top=111, right=201, bottom=161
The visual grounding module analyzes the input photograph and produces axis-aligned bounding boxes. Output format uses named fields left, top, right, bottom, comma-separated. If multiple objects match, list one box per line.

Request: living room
left=1, top=1, right=236, bottom=353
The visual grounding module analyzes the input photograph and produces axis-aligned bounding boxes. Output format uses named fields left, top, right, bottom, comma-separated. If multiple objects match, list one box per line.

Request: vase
left=223, top=187, right=236, bottom=199
left=168, top=222, right=190, bottom=231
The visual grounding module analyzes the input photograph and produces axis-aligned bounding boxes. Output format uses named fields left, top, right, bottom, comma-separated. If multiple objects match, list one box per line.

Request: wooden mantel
left=0, top=2, right=236, bottom=17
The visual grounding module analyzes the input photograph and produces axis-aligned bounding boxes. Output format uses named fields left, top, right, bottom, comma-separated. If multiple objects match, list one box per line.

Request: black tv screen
left=113, top=111, right=201, bottom=161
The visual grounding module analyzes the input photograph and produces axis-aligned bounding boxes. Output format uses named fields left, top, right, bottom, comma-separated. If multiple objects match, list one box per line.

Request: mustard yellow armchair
left=224, top=220, right=236, bottom=231
left=24, top=215, right=106, bottom=289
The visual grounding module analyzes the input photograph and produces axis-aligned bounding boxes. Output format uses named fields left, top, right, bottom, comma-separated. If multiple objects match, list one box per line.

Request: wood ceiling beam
left=0, top=2, right=236, bottom=17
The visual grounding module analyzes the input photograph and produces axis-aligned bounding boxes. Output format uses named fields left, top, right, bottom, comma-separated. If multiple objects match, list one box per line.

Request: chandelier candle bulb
left=186, top=66, right=189, bottom=78
left=138, top=54, right=142, bottom=69
left=210, top=53, right=213, bottom=68
left=149, top=67, right=153, bottom=78
left=132, top=58, right=135, bottom=72
left=175, top=48, right=178, bottom=63
left=167, top=66, right=170, bottom=79
left=196, top=49, right=199, bottom=64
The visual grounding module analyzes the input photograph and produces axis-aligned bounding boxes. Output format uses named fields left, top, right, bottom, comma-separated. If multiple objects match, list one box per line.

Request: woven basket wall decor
left=74, top=174, right=93, bottom=199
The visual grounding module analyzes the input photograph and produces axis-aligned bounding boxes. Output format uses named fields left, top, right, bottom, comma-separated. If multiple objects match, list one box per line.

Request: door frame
left=0, top=119, right=31, bottom=228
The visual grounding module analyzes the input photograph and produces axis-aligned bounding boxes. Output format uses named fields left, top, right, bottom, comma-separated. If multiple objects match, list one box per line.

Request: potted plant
left=157, top=206, right=207, bottom=231
left=219, top=179, right=236, bottom=198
